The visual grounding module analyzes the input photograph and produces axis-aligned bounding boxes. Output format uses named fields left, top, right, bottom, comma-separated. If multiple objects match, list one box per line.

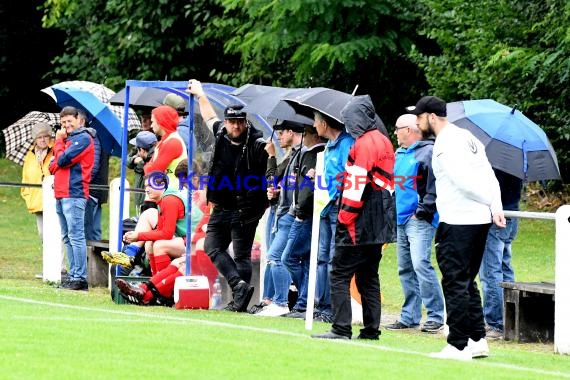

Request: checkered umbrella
left=2, top=111, right=60, bottom=166
left=41, top=80, right=141, bottom=132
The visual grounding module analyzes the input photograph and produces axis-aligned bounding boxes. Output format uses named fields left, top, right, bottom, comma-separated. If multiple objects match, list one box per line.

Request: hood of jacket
left=340, top=95, right=377, bottom=139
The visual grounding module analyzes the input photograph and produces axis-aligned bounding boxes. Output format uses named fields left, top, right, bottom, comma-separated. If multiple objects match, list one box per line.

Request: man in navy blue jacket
left=386, top=113, right=445, bottom=333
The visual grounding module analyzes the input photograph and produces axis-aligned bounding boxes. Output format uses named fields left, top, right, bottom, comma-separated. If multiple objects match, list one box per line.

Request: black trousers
left=435, top=222, right=491, bottom=349
left=204, top=208, right=259, bottom=289
left=330, top=244, right=383, bottom=338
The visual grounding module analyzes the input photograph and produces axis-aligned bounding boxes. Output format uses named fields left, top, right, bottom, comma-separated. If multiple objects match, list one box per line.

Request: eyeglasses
left=394, top=126, right=410, bottom=131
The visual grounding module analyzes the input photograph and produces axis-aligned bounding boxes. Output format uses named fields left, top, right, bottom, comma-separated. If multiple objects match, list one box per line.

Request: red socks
left=154, top=254, right=172, bottom=274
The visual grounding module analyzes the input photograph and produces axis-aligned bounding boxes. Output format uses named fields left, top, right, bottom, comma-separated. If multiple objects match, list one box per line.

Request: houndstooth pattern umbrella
left=41, top=80, right=141, bottom=132
left=2, top=111, right=60, bottom=166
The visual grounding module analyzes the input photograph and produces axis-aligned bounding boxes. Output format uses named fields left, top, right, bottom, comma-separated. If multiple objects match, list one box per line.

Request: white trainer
left=429, top=344, right=472, bottom=361
left=255, top=303, right=290, bottom=317
left=468, top=338, right=489, bottom=358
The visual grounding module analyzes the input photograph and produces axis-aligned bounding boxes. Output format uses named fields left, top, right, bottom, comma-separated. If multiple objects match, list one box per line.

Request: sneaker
left=282, top=308, right=306, bottom=319
left=468, top=338, right=489, bottom=358
left=429, top=344, right=472, bottom=361
left=421, top=321, right=444, bottom=333
left=249, top=301, right=270, bottom=314
left=485, top=327, right=504, bottom=340
left=255, top=303, right=290, bottom=317
left=311, top=331, right=350, bottom=340
left=231, top=281, right=254, bottom=312
left=313, top=311, right=334, bottom=323
left=101, top=251, right=133, bottom=268
left=385, top=321, right=416, bottom=330
left=66, top=280, right=89, bottom=291
left=223, top=301, right=240, bottom=312
left=58, top=279, right=72, bottom=289
left=116, top=278, right=145, bottom=304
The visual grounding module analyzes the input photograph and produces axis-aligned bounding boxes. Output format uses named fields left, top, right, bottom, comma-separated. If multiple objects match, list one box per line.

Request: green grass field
left=0, top=158, right=567, bottom=379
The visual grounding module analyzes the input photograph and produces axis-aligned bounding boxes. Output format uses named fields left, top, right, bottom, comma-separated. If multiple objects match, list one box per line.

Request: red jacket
left=49, top=128, right=94, bottom=199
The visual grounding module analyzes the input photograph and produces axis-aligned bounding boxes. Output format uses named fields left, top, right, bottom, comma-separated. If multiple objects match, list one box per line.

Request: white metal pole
left=108, top=178, right=129, bottom=288
left=42, top=175, right=63, bottom=283
left=555, top=205, right=570, bottom=355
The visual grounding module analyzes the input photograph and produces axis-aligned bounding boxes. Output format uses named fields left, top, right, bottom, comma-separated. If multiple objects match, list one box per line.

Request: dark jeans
left=204, top=208, right=259, bottom=289
left=330, top=244, right=383, bottom=338
left=435, top=222, right=491, bottom=349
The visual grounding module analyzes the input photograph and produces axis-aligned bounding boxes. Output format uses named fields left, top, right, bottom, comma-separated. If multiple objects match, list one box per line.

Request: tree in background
left=413, top=0, right=570, bottom=181
left=40, top=0, right=234, bottom=90
left=211, top=0, right=428, bottom=126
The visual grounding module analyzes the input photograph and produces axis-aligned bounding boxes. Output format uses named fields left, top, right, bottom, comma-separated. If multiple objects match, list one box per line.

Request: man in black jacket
left=188, top=79, right=268, bottom=312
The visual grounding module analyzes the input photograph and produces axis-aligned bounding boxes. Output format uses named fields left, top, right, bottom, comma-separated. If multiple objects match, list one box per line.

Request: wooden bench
left=501, top=281, right=555, bottom=343
left=86, top=239, right=110, bottom=287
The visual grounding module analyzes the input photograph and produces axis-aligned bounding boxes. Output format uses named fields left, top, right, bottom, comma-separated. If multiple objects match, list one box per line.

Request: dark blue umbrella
left=447, top=99, right=560, bottom=181
left=43, top=86, right=125, bottom=157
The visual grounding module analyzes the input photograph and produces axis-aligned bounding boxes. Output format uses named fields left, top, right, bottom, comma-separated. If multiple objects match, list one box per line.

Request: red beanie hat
left=152, top=105, right=179, bottom=133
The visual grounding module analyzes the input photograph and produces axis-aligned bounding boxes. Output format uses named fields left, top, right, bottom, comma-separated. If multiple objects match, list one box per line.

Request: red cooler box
left=174, top=275, right=210, bottom=309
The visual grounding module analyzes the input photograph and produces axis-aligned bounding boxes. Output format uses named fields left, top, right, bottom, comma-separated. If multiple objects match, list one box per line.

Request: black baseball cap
left=224, top=104, right=247, bottom=119
left=406, top=96, right=447, bottom=117
left=273, top=120, right=307, bottom=133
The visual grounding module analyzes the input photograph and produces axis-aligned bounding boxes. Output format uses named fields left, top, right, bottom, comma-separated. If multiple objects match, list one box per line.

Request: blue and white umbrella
left=447, top=99, right=560, bottom=181
left=41, top=82, right=141, bottom=157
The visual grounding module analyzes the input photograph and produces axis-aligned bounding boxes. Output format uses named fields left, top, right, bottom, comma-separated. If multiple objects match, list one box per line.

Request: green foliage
left=414, top=0, right=570, bottom=180
left=39, top=0, right=232, bottom=90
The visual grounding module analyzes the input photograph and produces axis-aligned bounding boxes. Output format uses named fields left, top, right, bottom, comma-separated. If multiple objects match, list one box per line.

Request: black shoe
left=354, top=333, right=380, bottom=340
left=313, top=311, right=334, bottom=323
left=66, top=280, right=89, bottom=291
left=311, top=331, right=350, bottom=340
left=385, top=321, right=415, bottom=330
left=223, top=301, right=240, bottom=312
left=248, top=302, right=268, bottom=314
left=421, top=321, right=444, bottom=333
left=232, top=281, right=254, bottom=312
left=282, top=308, right=306, bottom=319
left=58, top=279, right=72, bottom=289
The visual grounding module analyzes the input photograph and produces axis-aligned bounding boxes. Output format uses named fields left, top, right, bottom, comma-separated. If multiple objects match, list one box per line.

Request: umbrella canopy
left=41, top=80, right=141, bottom=133
left=447, top=99, right=560, bottom=181
left=283, top=87, right=354, bottom=124
left=232, top=84, right=314, bottom=126
left=2, top=111, right=60, bottom=165
left=109, top=87, right=175, bottom=110
left=43, top=86, right=129, bottom=157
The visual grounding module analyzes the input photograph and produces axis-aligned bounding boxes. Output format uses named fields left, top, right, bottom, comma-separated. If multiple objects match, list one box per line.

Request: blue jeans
left=479, top=218, right=519, bottom=331
left=396, top=218, right=444, bottom=325
left=56, top=197, right=88, bottom=282
left=264, top=213, right=294, bottom=306
left=84, top=196, right=102, bottom=241
left=282, top=217, right=312, bottom=310
left=315, top=204, right=338, bottom=316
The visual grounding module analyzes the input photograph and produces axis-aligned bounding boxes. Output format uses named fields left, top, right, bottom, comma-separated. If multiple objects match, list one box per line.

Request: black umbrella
left=232, top=84, right=313, bottom=126
left=283, top=87, right=354, bottom=124
left=109, top=87, right=175, bottom=110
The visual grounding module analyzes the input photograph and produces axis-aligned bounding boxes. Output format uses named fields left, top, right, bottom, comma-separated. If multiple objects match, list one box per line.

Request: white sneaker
left=429, top=344, right=472, bottom=361
left=255, top=303, right=290, bottom=317
left=468, top=338, right=489, bottom=358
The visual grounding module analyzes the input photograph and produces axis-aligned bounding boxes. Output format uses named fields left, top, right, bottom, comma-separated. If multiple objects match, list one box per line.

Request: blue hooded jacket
left=394, top=139, right=439, bottom=227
